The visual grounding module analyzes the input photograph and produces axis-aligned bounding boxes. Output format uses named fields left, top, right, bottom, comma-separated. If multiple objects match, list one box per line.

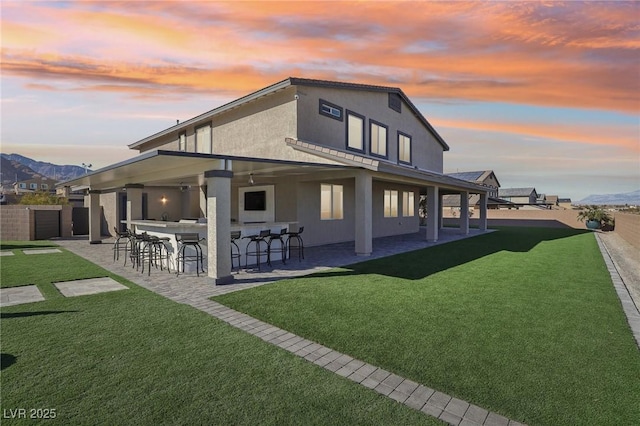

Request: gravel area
left=598, top=231, right=640, bottom=312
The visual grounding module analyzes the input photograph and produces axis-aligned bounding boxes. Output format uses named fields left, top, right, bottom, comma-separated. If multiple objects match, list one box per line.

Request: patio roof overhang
left=57, top=150, right=353, bottom=192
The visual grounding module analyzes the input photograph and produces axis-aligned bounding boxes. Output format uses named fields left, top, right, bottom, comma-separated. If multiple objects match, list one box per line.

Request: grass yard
left=214, top=227, right=640, bottom=426
left=0, top=241, right=439, bottom=425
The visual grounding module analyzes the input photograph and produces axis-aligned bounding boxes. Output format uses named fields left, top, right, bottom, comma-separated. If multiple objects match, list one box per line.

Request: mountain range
left=577, top=189, right=640, bottom=206
left=0, top=153, right=89, bottom=183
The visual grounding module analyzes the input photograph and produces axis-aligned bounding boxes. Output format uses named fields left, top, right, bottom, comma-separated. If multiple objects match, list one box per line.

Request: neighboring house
left=443, top=170, right=510, bottom=210
left=499, top=187, right=538, bottom=205
left=13, top=177, right=58, bottom=195
left=60, top=77, right=490, bottom=284
left=558, top=198, right=573, bottom=209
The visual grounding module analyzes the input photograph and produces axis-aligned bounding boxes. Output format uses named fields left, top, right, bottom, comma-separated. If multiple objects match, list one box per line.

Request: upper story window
left=19, top=183, right=26, bottom=189
left=321, top=183, right=344, bottom=220
left=402, top=191, right=415, bottom=217
left=195, top=123, right=212, bottom=154
left=346, top=110, right=365, bottom=152
left=178, top=132, right=187, bottom=152
left=369, top=120, right=388, bottom=158
left=319, top=99, right=343, bottom=121
left=29, top=183, right=38, bottom=190
left=384, top=190, right=398, bottom=217
left=398, top=132, right=412, bottom=164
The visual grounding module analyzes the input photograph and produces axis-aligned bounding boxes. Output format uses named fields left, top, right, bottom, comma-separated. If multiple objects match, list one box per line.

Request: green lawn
left=213, top=227, right=640, bottom=426
left=0, top=241, right=438, bottom=425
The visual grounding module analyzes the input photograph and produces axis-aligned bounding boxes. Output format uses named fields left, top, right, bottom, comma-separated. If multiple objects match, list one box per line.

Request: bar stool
left=231, top=231, right=242, bottom=271
left=285, top=226, right=304, bottom=261
left=127, top=231, right=147, bottom=269
left=113, top=227, right=130, bottom=262
left=140, top=235, right=171, bottom=276
left=243, top=230, right=270, bottom=270
left=267, top=228, right=287, bottom=266
left=175, top=233, right=205, bottom=276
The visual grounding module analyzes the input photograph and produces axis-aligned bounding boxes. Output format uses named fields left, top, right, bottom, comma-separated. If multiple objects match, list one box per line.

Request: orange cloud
left=433, top=117, right=640, bottom=152
left=1, top=1, right=638, bottom=114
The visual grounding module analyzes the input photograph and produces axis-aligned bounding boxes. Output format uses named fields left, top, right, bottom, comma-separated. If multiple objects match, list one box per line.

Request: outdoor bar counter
left=126, top=220, right=295, bottom=271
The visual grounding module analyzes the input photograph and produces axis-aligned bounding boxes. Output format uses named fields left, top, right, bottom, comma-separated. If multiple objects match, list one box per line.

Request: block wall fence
left=0, top=205, right=72, bottom=241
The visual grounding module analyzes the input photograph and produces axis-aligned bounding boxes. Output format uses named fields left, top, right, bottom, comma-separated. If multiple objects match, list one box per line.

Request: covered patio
left=60, top=150, right=489, bottom=285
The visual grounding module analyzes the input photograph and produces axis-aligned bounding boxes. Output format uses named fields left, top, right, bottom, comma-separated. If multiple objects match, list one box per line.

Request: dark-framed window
left=319, top=99, right=343, bottom=121
left=369, top=119, right=388, bottom=158
left=178, top=131, right=187, bottom=152
left=346, top=110, right=365, bottom=152
left=398, top=131, right=412, bottom=164
left=195, top=122, right=212, bottom=154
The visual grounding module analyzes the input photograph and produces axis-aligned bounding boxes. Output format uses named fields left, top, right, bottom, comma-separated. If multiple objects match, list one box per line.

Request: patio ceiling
left=58, top=150, right=351, bottom=191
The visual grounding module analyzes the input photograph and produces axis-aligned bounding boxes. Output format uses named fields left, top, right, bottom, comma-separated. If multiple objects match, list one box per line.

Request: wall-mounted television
left=244, top=190, right=267, bottom=211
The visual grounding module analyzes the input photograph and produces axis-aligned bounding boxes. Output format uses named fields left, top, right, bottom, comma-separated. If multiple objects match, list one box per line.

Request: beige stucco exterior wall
left=372, top=181, right=420, bottom=238
left=296, top=86, right=444, bottom=173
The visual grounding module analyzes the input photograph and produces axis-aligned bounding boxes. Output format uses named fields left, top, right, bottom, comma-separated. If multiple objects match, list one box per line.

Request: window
left=403, top=191, right=415, bottom=217
left=321, top=184, right=344, bottom=220
left=19, top=183, right=26, bottom=189
left=369, top=120, right=388, bottom=157
left=346, top=111, right=364, bottom=152
left=388, top=93, right=402, bottom=113
left=319, top=99, right=343, bottom=121
left=384, top=190, right=398, bottom=218
left=195, top=123, right=212, bottom=154
left=29, top=183, right=38, bottom=190
left=178, top=132, right=186, bottom=152
left=41, top=184, right=49, bottom=190
left=398, top=132, right=412, bottom=164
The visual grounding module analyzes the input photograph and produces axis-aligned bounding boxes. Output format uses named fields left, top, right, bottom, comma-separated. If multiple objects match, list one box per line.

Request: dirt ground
left=598, top=231, right=640, bottom=312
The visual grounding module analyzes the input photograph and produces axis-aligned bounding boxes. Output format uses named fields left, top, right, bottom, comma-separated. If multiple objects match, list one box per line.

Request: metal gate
left=34, top=210, right=60, bottom=240
left=72, top=207, right=89, bottom=235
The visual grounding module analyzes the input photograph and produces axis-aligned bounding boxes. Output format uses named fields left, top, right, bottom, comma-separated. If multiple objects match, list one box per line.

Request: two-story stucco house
left=61, top=77, right=489, bottom=284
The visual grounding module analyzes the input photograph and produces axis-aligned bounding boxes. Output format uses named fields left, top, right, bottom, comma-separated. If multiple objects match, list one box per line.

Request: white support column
left=355, top=170, right=373, bottom=256
left=205, top=169, right=234, bottom=285
left=426, top=185, right=439, bottom=242
left=438, top=193, right=444, bottom=229
left=460, top=191, right=470, bottom=235
left=88, top=190, right=102, bottom=244
left=125, top=185, right=143, bottom=230
left=479, top=192, right=488, bottom=231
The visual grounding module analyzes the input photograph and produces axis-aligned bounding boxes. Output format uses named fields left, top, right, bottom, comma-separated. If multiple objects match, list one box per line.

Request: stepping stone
left=0, top=285, right=45, bottom=307
left=23, top=248, right=62, bottom=255
left=0, top=251, right=15, bottom=256
left=54, top=277, right=128, bottom=297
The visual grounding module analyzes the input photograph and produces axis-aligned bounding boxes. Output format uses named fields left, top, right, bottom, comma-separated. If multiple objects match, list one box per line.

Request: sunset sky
left=1, top=1, right=638, bottom=201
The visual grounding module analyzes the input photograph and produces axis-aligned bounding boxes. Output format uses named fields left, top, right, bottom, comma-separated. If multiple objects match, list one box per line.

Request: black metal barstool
left=127, top=231, right=147, bottom=269
left=267, top=228, right=288, bottom=266
left=175, top=233, right=205, bottom=276
left=285, top=226, right=304, bottom=261
left=140, top=235, right=171, bottom=276
left=243, top=230, right=270, bottom=270
left=113, top=227, right=130, bottom=262
left=231, top=230, right=242, bottom=271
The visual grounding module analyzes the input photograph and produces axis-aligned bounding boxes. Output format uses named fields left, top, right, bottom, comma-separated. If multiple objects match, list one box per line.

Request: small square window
left=319, top=99, right=343, bottom=121
left=19, top=183, right=26, bottom=189
left=29, top=183, right=38, bottom=189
